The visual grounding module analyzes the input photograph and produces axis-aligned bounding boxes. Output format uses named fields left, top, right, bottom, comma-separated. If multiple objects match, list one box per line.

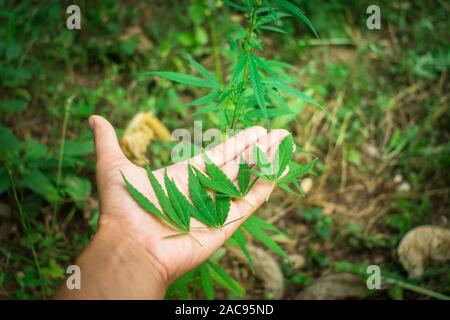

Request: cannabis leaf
left=243, top=216, right=289, bottom=260
left=122, top=167, right=192, bottom=235
left=230, top=53, right=248, bottom=85
left=228, top=227, right=254, bottom=271
left=188, top=164, right=233, bottom=228
left=188, top=165, right=218, bottom=227
left=254, top=143, right=273, bottom=176
left=145, top=165, right=188, bottom=231
left=215, top=193, right=231, bottom=227
left=251, top=134, right=296, bottom=200
left=164, top=169, right=194, bottom=230
left=184, top=54, right=219, bottom=85
left=278, top=159, right=317, bottom=195
left=273, top=134, right=294, bottom=179
left=143, top=71, right=220, bottom=89
left=198, top=263, right=214, bottom=300
left=121, top=172, right=175, bottom=228
left=249, top=54, right=268, bottom=119
left=237, top=157, right=258, bottom=196
left=263, top=77, right=325, bottom=114
left=207, top=260, right=245, bottom=297
left=238, top=158, right=251, bottom=195
left=273, top=0, right=319, bottom=38
left=198, top=155, right=241, bottom=198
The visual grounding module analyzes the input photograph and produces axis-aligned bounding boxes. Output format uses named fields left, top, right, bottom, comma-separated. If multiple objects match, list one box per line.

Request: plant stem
left=384, top=276, right=450, bottom=300
left=5, top=162, right=47, bottom=299
left=52, top=96, right=73, bottom=229
left=230, top=2, right=258, bottom=130
left=5, top=163, right=28, bottom=231
left=209, top=11, right=223, bottom=83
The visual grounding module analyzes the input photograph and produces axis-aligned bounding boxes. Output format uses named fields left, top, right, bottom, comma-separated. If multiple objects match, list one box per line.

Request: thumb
left=89, top=115, right=128, bottom=167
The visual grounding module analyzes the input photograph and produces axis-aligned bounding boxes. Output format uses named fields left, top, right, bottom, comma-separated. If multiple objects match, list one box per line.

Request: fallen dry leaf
left=120, top=112, right=171, bottom=166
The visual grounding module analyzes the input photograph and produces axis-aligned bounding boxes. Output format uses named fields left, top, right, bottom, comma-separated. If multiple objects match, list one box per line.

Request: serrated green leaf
left=246, top=107, right=293, bottom=119
left=278, top=181, right=298, bottom=195
left=253, top=145, right=274, bottom=176
left=188, top=165, right=217, bottom=227
left=203, top=155, right=241, bottom=198
left=166, top=269, right=196, bottom=299
left=264, top=78, right=322, bottom=109
left=198, top=263, right=214, bottom=300
left=273, top=134, right=294, bottom=178
left=231, top=228, right=254, bottom=271
left=238, top=158, right=251, bottom=195
left=145, top=164, right=185, bottom=230
left=188, top=91, right=221, bottom=107
left=121, top=172, right=176, bottom=228
left=215, top=193, right=231, bottom=226
left=274, top=0, right=319, bottom=38
left=253, top=55, right=277, bottom=78
left=243, top=216, right=289, bottom=259
left=230, top=53, right=248, bottom=84
left=143, top=71, right=220, bottom=89
left=184, top=55, right=218, bottom=85
left=194, top=103, right=219, bottom=115
left=278, top=159, right=317, bottom=184
left=247, top=215, right=284, bottom=233
left=192, top=166, right=217, bottom=190
left=258, top=25, right=286, bottom=34
left=224, top=0, right=246, bottom=12
left=207, top=260, right=245, bottom=297
left=249, top=54, right=268, bottom=119
left=164, top=170, right=193, bottom=230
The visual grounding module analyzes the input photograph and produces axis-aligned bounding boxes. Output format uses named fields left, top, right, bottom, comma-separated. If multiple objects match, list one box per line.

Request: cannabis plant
left=123, top=0, right=320, bottom=299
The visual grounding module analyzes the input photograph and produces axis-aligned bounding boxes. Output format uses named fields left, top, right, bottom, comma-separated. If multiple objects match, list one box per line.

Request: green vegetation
left=0, top=0, right=449, bottom=300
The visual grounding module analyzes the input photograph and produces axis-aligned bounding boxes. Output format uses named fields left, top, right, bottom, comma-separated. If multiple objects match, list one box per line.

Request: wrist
left=96, top=221, right=169, bottom=298
left=56, top=219, right=168, bottom=299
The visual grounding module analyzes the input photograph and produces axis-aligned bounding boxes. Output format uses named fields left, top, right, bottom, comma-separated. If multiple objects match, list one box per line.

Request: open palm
left=90, top=115, right=289, bottom=284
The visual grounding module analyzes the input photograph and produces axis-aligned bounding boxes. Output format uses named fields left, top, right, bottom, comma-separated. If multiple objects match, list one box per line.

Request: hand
left=55, top=115, right=288, bottom=299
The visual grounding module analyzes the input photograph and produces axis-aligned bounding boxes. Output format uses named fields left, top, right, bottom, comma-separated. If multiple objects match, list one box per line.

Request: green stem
left=5, top=163, right=28, bottom=232
left=230, top=2, right=258, bottom=130
left=52, top=96, right=73, bottom=229
left=209, top=12, right=223, bottom=83
left=384, top=276, right=450, bottom=300
left=5, top=162, right=47, bottom=299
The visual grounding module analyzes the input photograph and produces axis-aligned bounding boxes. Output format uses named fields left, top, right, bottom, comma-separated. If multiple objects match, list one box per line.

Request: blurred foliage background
left=0, top=0, right=449, bottom=299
